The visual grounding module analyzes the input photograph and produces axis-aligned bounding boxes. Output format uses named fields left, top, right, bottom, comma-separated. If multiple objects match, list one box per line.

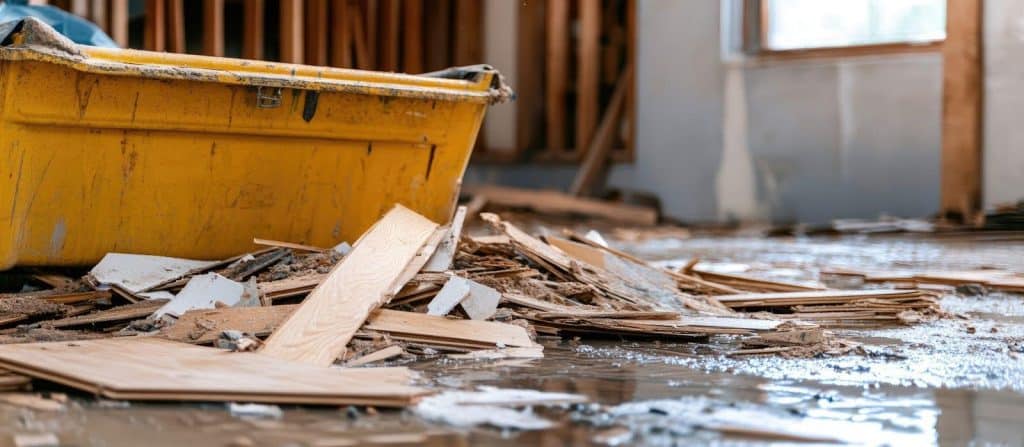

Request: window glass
left=764, top=0, right=946, bottom=50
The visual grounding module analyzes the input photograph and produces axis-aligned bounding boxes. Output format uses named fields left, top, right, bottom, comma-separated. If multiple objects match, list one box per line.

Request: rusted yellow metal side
left=0, top=19, right=500, bottom=268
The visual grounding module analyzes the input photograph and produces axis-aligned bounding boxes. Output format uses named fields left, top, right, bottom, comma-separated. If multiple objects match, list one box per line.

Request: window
left=748, top=0, right=946, bottom=55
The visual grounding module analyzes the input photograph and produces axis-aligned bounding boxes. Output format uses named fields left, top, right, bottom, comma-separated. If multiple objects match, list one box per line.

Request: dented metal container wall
left=0, top=19, right=504, bottom=268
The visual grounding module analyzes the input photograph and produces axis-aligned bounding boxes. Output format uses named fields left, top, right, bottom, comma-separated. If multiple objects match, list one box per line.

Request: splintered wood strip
left=535, top=310, right=679, bottom=320
left=27, top=271, right=76, bottom=291
left=364, top=309, right=536, bottom=348
left=253, top=238, right=328, bottom=253
left=0, top=338, right=426, bottom=407
left=44, top=300, right=169, bottom=329
left=0, top=372, right=31, bottom=390
left=259, top=274, right=328, bottom=301
left=260, top=206, right=438, bottom=366
left=159, top=305, right=298, bottom=345
left=423, top=205, right=467, bottom=272
left=487, top=217, right=728, bottom=315
left=717, top=289, right=919, bottom=306
left=0, top=290, right=110, bottom=305
left=346, top=345, right=405, bottom=367
left=384, top=226, right=449, bottom=301
left=501, top=293, right=578, bottom=312
left=691, top=269, right=823, bottom=293
left=564, top=231, right=741, bottom=295
left=466, top=185, right=657, bottom=226
left=39, top=290, right=112, bottom=305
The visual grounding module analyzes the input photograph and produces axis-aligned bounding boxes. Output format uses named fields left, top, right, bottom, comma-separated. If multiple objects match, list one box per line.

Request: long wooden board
left=260, top=205, right=438, bottom=366
left=0, top=338, right=427, bottom=407
left=465, top=185, right=657, bottom=225
left=716, top=289, right=924, bottom=308
left=363, top=309, right=536, bottom=348
left=46, top=300, right=168, bottom=328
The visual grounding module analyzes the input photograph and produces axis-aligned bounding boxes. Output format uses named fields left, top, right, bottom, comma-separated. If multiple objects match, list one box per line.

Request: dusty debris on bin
left=0, top=203, right=955, bottom=410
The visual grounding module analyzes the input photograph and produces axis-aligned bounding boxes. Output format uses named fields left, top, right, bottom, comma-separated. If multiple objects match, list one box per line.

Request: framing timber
left=940, top=0, right=984, bottom=221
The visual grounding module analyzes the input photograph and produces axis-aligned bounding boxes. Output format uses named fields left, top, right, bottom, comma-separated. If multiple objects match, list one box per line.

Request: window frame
left=743, top=0, right=946, bottom=60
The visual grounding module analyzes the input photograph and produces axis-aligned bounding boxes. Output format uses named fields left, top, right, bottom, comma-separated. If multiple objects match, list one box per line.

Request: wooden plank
left=110, top=0, right=129, bottom=48
left=576, top=0, right=601, bottom=151
left=145, top=0, right=167, bottom=52
left=570, top=64, right=634, bottom=196
left=464, top=185, right=657, bottom=226
left=330, top=0, right=352, bottom=67
left=70, top=0, right=88, bottom=17
left=258, top=273, right=327, bottom=301
left=453, top=0, right=482, bottom=65
left=545, top=0, right=570, bottom=152
left=159, top=305, right=298, bottom=344
left=364, top=309, right=536, bottom=348
left=940, top=0, right=983, bottom=221
left=45, top=300, right=168, bottom=329
left=280, top=0, right=304, bottom=63
left=253, top=238, right=328, bottom=253
left=243, top=0, right=265, bottom=60
left=377, top=0, right=400, bottom=71
left=362, top=0, right=378, bottom=68
left=350, top=1, right=372, bottom=69
left=401, top=0, right=423, bottom=73
left=168, top=0, right=186, bottom=53
left=516, top=0, right=546, bottom=155
left=346, top=345, right=404, bottom=366
left=305, top=0, right=329, bottom=65
left=91, top=0, right=109, bottom=32
left=617, top=0, right=637, bottom=162
left=0, top=338, right=427, bottom=407
left=422, top=0, right=451, bottom=71
left=260, top=205, right=438, bottom=366
left=423, top=205, right=467, bottom=272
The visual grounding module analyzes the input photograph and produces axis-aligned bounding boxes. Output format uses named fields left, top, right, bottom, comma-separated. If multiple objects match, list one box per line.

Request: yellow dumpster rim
left=0, top=19, right=500, bottom=104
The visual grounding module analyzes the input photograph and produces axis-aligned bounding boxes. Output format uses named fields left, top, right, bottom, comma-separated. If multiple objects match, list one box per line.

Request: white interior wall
left=467, top=0, right=945, bottom=224
left=983, top=0, right=1024, bottom=208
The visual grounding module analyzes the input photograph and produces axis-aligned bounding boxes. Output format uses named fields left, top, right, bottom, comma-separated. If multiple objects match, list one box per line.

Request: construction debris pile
left=0, top=203, right=955, bottom=413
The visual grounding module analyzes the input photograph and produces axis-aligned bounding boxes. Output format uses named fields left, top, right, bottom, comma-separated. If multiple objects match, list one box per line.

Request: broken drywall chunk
left=584, top=229, right=609, bottom=248
left=426, top=276, right=471, bottom=316
left=229, top=403, right=282, bottom=419
left=152, top=273, right=245, bottom=319
left=459, top=280, right=501, bottom=320
left=346, top=345, right=405, bottom=367
left=332, top=242, right=352, bottom=256
left=423, top=205, right=467, bottom=272
left=90, top=253, right=218, bottom=293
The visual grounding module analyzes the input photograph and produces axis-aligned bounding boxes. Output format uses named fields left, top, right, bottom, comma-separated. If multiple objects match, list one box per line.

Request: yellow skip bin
left=0, top=18, right=509, bottom=269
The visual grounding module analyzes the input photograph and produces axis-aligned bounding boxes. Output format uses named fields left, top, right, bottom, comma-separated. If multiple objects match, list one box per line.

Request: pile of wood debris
left=0, top=204, right=951, bottom=408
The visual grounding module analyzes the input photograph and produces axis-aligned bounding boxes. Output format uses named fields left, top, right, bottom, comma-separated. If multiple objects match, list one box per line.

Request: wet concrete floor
left=2, top=233, right=1023, bottom=446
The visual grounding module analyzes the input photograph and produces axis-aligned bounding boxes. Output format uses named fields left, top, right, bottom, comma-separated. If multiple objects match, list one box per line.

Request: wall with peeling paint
left=465, top=0, right=943, bottom=224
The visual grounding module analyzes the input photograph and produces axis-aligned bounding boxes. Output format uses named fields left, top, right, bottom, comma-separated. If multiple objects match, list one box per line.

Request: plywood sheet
left=0, top=338, right=427, bottom=407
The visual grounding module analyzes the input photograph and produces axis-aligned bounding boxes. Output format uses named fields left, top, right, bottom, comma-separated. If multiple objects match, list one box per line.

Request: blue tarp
left=0, top=0, right=117, bottom=47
